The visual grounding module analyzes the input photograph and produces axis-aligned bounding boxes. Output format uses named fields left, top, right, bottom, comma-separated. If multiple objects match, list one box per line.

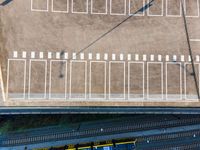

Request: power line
left=67, top=0, right=155, bottom=61
left=181, top=0, right=200, bottom=100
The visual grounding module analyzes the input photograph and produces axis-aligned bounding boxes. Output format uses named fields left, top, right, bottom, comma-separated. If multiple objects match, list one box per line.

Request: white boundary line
left=147, top=0, right=164, bottom=16
left=110, top=0, right=126, bottom=16
left=184, top=63, right=200, bottom=100
left=31, top=0, right=49, bottom=12
left=190, top=39, right=200, bottom=42
left=6, top=59, right=26, bottom=100
left=69, top=60, right=87, bottom=99
left=129, top=0, right=145, bottom=16
left=109, top=61, right=125, bottom=100
left=28, top=59, right=47, bottom=99
left=49, top=60, right=67, bottom=99
left=184, top=0, right=199, bottom=18
left=71, top=0, right=89, bottom=14
left=0, top=64, right=6, bottom=102
left=128, top=62, right=144, bottom=100
left=166, top=62, right=182, bottom=100
left=91, top=0, right=108, bottom=15
left=147, top=62, right=163, bottom=100
left=166, top=0, right=182, bottom=17
left=51, top=0, right=69, bottom=13
left=89, top=61, right=106, bottom=99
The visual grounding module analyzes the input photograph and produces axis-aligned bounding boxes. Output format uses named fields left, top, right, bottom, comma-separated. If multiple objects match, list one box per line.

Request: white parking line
left=31, top=0, right=49, bottom=12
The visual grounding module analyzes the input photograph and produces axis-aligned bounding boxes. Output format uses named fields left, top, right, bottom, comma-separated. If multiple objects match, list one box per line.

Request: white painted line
left=143, top=55, right=147, bottom=61
left=190, top=39, right=200, bottom=42
left=51, top=0, right=69, bottom=13
left=88, top=53, right=92, bottom=60
left=129, top=0, right=145, bottom=16
left=120, top=54, right=124, bottom=61
left=127, top=54, right=131, bottom=61
left=64, top=52, right=68, bottom=59
left=71, top=0, right=89, bottom=14
left=147, top=62, right=163, bottom=100
left=173, top=55, right=177, bottom=62
left=181, top=55, right=185, bottom=62
left=184, top=63, right=200, bottom=100
left=135, top=54, right=139, bottom=61
left=39, top=52, right=44, bottom=59
left=72, top=53, right=76, bottom=60
left=158, top=55, right=162, bottom=61
left=31, top=51, right=35, bottom=59
left=128, top=62, right=144, bottom=100
left=28, top=60, right=47, bottom=99
left=49, top=60, right=67, bottom=99
left=188, top=55, right=191, bottom=62
left=184, top=0, right=199, bottom=18
left=48, top=52, right=52, bottom=59
left=166, top=0, right=181, bottom=17
left=13, top=51, right=18, bottom=58
left=196, top=55, right=200, bottom=62
left=6, top=59, right=26, bottom=100
left=112, top=54, right=116, bottom=60
left=0, top=64, right=6, bottom=101
left=150, top=55, right=154, bottom=61
left=147, top=0, right=164, bottom=16
left=56, top=52, right=60, bottom=59
left=96, top=53, right=100, bottom=60
left=91, top=0, right=108, bottom=15
left=31, top=0, right=49, bottom=12
left=89, top=61, right=106, bottom=99
left=104, top=53, right=108, bottom=60
left=69, top=60, right=87, bottom=99
left=110, top=0, right=126, bottom=15
left=22, top=51, right=27, bottom=58
left=166, top=55, right=169, bottom=61
left=166, top=62, right=182, bottom=100
left=80, top=53, right=84, bottom=60
left=109, top=61, right=125, bottom=100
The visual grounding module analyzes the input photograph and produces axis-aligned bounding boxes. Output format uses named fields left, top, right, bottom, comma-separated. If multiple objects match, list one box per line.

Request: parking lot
left=0, top=0, right=200, bottom=107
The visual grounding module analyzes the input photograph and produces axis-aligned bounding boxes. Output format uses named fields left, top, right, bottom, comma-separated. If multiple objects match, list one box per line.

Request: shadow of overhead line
left=0, top=0, right=13, bottom=6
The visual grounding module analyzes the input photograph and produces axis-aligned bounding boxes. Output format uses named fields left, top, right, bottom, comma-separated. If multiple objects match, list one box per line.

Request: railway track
left=138, top=129, right=200, bottom=149
left=1, top=116, right=200, bottom=147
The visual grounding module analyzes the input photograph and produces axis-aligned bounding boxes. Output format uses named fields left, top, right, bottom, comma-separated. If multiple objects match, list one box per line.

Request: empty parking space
left=70, top=61, right=87, bottom=99
left=90, top=61, right=106, bottom=99
left=185, top=0, right=199, bottom=17
left=147, top=62, right=163, bottom=100
left=128, top=62, right=144, bottom=100
left=166, top=62, right=182, bottom=100
left=166, top=0, right=181, bottom=17
left=28, top=60, right=47, bottom=99
left=31, top=0, right=49, bottom=11
left=49, top=60, right=67, bottom=99
left=110, top=0, right=126, bottom=15
left=91, top=0, right=107, bottom=14
left=148, top=0, right=164, bottom=16
left=185, top=63, right=199, bottom=100
left=72, top=0, right=88, bottom=14
left=129, top=0, right=145, bottom=16
left=7, top=59, right=26, bottom=99
left=109, top=61, right=125, bottom=99
left=52, top=0, right=69, bottom=13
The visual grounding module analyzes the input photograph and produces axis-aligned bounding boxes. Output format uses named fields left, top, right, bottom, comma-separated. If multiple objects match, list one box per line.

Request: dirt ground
left=0, top=0, right=200, bottom=107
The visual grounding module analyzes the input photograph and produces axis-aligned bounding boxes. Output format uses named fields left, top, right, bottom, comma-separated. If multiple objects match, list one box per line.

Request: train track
left=138, top=129, right=200, bottom=149
left=1, top=116, right=200, bottom=147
